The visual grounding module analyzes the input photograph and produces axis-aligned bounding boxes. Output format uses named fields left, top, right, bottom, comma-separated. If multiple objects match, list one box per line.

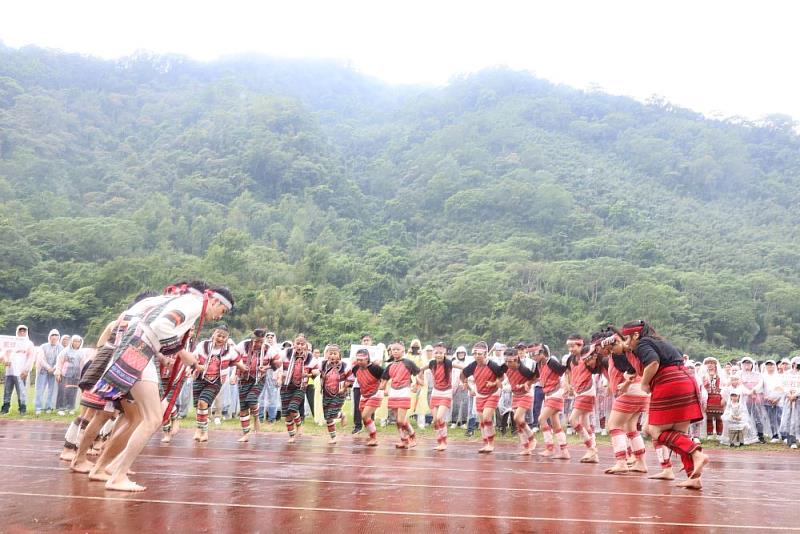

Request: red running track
left=1, top=420, right=798, bottom=532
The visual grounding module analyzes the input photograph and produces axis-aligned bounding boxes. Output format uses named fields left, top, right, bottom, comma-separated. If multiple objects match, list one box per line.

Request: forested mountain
left=1, top=44, right=799, bottom=360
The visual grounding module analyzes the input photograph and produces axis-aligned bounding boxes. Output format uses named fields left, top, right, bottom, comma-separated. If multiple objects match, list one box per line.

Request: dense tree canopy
left=1, top=44, right=799, bottom=361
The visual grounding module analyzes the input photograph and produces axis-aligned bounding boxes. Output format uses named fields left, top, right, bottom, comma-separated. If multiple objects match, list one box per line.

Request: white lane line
left=2, top=444, right=799, bottom=488
left=0, top=463, right=790, bottom=505
left=1, top=435, right=797, bottom=477
left=1, top=490, right=796, bottom=530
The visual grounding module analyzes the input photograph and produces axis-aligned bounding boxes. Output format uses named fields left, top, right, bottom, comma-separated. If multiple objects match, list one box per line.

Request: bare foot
left=287, top=436, right=296, bottom=444
left=518, top=448, right=532, bottom=456
left=553, top=449, right=571, bottom=460
left=71, top=459, right=94, bottom=474
left=237, top=434, right=250, bottom=443
left=408, top=437, right=417, bottom=448
left=328, top=437, right=338, bottom=444
left=676, top=477, right=702, bottom=490
left=478, top=445, right=494, bottom=453
left=629, top=458, right=648, bottom=473
left=648, top=468, right=675, bottom=480
left=197, top=432, right=208, bottom=443
left=528, top=439, right=537, bottom=451
left=580, top=448, right=597, bottom=462
left=105, top=465, right=135, bottom=476
left=87, top=447, right=101, bottom=457
left=193, top=430, right=201, bottom=441
left=161, top=434, right=172, bottom=444
left=581, top=453, right=599, bottom=464
left=688, top=451, right=709, bottom=478
left=538, top=449, right=553, bottom=457
left=59, top=450, right=76, bottom=462
left=366, top=439, right=378, bottom=447
left=105, top=478, right=147, bottom=492
left=88, top=469, right=111, bottom=482
left=395, top=442, right=408, bottom=449
left=434, top=444, right=447, bottom=451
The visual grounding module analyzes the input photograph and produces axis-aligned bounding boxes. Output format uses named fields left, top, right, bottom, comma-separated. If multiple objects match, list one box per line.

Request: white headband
left=210, top=291, right=233, bottom=311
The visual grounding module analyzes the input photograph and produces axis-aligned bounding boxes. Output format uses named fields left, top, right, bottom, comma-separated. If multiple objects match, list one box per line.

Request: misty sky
left=2, top=0, right=798, bottom=121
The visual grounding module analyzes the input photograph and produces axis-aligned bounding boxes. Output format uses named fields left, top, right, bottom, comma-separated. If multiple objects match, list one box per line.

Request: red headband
left=621, top=324, right=644, bottom=337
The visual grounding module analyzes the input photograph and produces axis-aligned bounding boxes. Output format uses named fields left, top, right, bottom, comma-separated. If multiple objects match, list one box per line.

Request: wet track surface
left=1, top=420, right=798, bottom=532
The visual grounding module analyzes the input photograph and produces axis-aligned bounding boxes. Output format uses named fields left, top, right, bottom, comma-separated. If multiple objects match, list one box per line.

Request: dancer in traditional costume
left=319, top=344, right=348, bottom=443
left=416, top=342, right=465, bottom=451
left=233, top=328, right=272, bottom=442
left=565, top=339, right=599, bottom=463
left=503, top=348, right=537, bottom=454
left=93, top=281, right=233, bottom=492
left=461, top=342, right=506, bottom=453
left=78, top=292, right=171, bottom=479
left=701, top=357, right=726, bottom=441
left=272, top=334, right=317, bottom=443
left=69, top=291, right=162, bottom=472
left=381, top=342, right=421, bottom=449
left=530, top=344, right=569, bottom=459
left=450, top=346, right=472, bottom=429
left=350, top=347, right=384, bottom=446
left=612, top=320, right=708, bottom=489
left=595, top=328, right=650, bottom=475
left=191, top=325, right=238, bottom=442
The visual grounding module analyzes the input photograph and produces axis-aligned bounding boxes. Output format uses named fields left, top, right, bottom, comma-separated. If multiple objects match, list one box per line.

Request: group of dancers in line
left=52, top=280, right=717, bottom=492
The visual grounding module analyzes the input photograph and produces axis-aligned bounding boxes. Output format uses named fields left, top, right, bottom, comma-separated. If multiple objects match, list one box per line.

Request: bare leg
left=105, top=382, right=160, bottom=492
left=72, top=409, right=113, bottom=473
left=89, top=403, right=140, bottom=481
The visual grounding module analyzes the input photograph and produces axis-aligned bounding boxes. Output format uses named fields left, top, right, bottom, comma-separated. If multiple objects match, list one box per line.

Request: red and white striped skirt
left=475, top=390, right=500, bottom=412
left=512, top=393, right=533, bottom=411
left=573, top=394, right=595, bottom=412
left=359, top=391, right=384, bottom=412
left=648, top=365, right=703, bottom=425
left=430, top=387, right=453, bottom=409
left=543, top=389, right=564, bottom=411
left=387, top=387, right=411, bottom=409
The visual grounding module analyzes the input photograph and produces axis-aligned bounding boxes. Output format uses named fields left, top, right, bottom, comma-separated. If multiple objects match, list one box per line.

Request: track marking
left=1, top=490, right=797, bottom=530
left=1, top=434, right=797, bottom=476
left=2, top=445, right=799, bottom=489
left=0, top=462, right=790, bottom=504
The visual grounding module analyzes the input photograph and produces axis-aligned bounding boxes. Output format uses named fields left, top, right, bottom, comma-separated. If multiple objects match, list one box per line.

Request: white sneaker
left=57, top=410, right=65, bottom=416
left=771, top=438, right=780, bottom=444
left=566, top=428, right=574, bottom=435
left=784, top=439, right=789, bottom=444
left=693, top=437, right=702, bottom=444
left=214, top=417, right=221, bottom=425
left=791, top=444, right=798, bottom=449
left=450, top=423, right=457, bottom=429
left=600, top=429, right=608, bottom=436
left=532, top=426, right=539, bottom=433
